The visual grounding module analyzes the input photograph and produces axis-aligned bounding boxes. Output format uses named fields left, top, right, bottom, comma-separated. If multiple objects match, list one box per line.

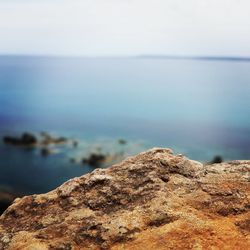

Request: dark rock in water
left=41, top=148, right=51, bottom=157
left=210, top=155, right=223, bottom=164
left=118, top=139, right=127, bottom=145
left=72, top=140, right=78, bottom=147
left=3, top=131, right=67, bottom=147
left=82, top=153, right=106, bottom=168
left=3, top=136, right=19, bottom=145
left=21, top=133, right=37, bottom=144
left=3, top=133, right=37, bottom=146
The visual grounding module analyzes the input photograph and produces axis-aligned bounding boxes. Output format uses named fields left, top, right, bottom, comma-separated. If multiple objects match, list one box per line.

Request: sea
left=0, top=55, right=250, bottom=195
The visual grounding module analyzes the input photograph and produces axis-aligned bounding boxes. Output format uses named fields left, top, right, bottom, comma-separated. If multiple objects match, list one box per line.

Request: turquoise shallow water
left=0, top=56, right=250, bottom=194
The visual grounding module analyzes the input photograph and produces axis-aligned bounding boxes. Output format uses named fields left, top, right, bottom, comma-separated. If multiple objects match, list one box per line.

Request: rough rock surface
left=0, top=148, right=249, bottom=250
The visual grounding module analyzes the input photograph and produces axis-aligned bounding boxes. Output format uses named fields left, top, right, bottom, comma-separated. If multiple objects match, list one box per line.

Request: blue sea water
left=0, top=56, right=250, bottom=194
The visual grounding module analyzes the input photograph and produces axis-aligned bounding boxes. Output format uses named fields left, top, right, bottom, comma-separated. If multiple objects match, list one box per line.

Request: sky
left=0, top=0, right=250, bottom=56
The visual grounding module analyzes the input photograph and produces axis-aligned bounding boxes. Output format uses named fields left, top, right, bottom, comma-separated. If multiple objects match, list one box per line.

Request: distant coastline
left=137, top=55, right=250, bottom=62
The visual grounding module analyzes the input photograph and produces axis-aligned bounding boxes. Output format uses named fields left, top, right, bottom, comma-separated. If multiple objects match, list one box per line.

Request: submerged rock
left=0, top=148, right=249, bottom=249
left=41, top=148, right=52, bottom=157
left=209, top=155, right=223, bottom=164
left=118, top=139, right=127, bottom=145
left=72, top=140, right=78, bottom=148
left=82, top=153, right=107, bottom=168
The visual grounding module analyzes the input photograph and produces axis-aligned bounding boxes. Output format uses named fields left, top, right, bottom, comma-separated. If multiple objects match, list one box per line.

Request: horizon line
left=0, top=54, right=250, bottom=62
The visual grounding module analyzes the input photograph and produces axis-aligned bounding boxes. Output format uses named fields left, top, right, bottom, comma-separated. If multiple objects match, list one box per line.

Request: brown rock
left=0, top=148, right=249, bottom=249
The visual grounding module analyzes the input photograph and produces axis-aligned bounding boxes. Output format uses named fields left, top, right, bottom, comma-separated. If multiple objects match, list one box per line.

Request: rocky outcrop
left=0, top=148, right=249, bottom=249
left=3, top=133, right=37, bottom=146
left=3, top=132, right=67, bottom=147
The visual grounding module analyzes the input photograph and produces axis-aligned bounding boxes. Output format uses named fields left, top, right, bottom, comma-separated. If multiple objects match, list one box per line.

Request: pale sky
left=0, top=0, right=250, bottom=56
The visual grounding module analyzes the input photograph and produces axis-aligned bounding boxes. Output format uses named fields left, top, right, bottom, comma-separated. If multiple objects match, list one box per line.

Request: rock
left=0, top=148, right=249, bottom=249
left=118, top=139, right=127, bottom=145
left=3, top=132, right=67, bottom=148
left=3, top=133, right=37, bottom=146
left=21, top=133, right=37, bottom=145
left=72, top=141, right=78, bottom=148
left=209, top=155, right=223, bottom=164
left=82, top=153, right=107, bottom=168
left=41, top=148, right=52, bottom=157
